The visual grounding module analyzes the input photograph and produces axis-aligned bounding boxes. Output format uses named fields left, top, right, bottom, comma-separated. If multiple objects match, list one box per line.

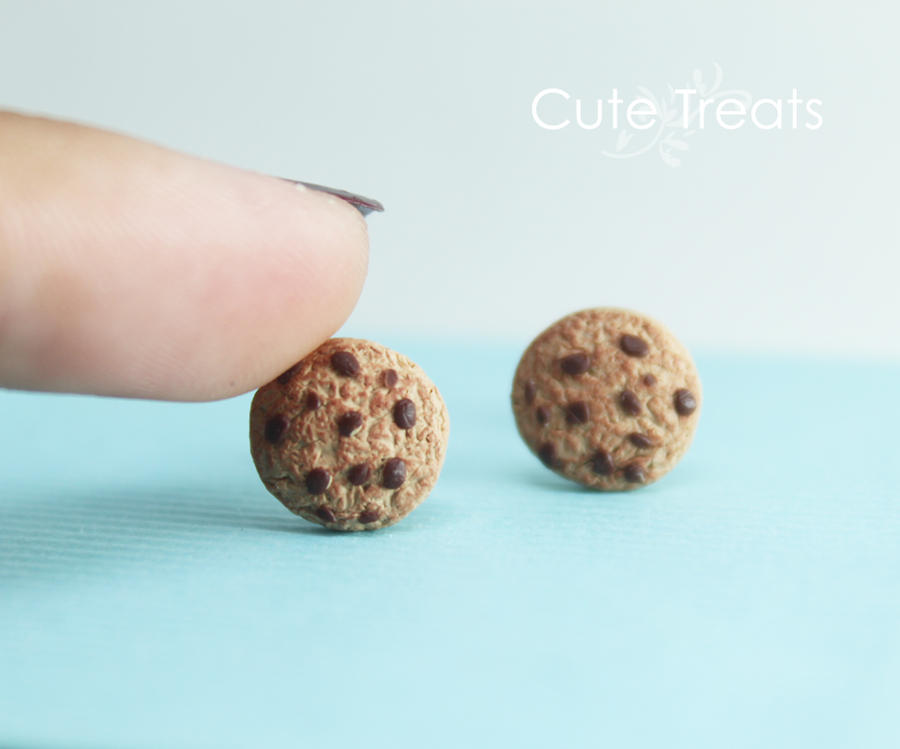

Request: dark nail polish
left=279, top=177, right=384, bottom=216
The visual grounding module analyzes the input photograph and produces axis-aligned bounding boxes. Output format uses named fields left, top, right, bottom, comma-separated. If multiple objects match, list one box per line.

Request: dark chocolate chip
left=337, top=411, right=363, bottom=437
left=565, top=401, right=590, bottom=425
left=382, top=458, right=407, bottom=489
left=359, top=507, right=381, bottom=524
left=305, top=391, right=321, bottom=410
left=642, top=374, right=657, bottom=387
left=330, top=351, right=360, bottom=377
left=536, top=406, right=550, bottom=425
left=560, top=352, right=591, bottom=376
left=264, top=415, right=288, bottom=444
left=537, top=442, right=557, bottom=468
left=276, top=365, right=297, bottom=385
left=305, top=468, right=331, bottom=495
left=591, top=449, right=614, bottom=476
left=315, top=505, right=336, bottom=523
left=393, top=398, right=417, bottom=430
left=382, top=369, right=398, bottom=388
left=628, top=432, right=654, bottom=448
left=624, top=463, right=646, bottom=483
left=524, top=380, right=536, bottom=405
left=674, top=388, right=697, bottom=416
left=620, top=334, right=649, bottom=357
left=619, top=389, right=642, bottom=416
left=347, top=463, right=371, bottom=485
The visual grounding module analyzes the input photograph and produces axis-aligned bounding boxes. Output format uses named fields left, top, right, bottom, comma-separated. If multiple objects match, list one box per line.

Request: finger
left=0, top=111, right=370, bottom=401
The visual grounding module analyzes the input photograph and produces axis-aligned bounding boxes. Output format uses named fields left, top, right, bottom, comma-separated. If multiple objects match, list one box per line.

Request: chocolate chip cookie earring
left=511, top=307, right=701, bottom=490
left=250, top=339, right=450, bottom=531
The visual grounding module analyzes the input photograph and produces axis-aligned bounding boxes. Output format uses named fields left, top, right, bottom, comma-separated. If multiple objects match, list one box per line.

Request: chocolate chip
left=628, top=432, right=654, bottom=448
left=305, top=468, right=331, bottom=494
left=536, top=406, right=550, bottom=425
left=315, top=505, right=336, bottom=522
left=674, top=388, right=697, bottom=416
left=359, top=507, right=381, bottom=524
left=560, top=352, right=591, bottom=375
left=305, top=391, right=321, bottom=411
left=624, top=463, right=646, bottom=483
left=330, top=351, right=360, bottom=377
left=337, top=411, right=363, bottom=437
left=382, top=458, right=407, bottom=489
left=537, top=442, right=557, bottom=468
left=264, top=415, right=288, bottom=444
left=382, top=369, right=398, bottom=388
left=347, top=463, right=371, bottom=485
left=619, top=389, right=642, bottom=416
left=276, top=365, right=297, bottom=385
left=524, top=380, right=536, bottom=405
left=393, top=398, right=417, bottom=430
left=565, top=401, right=589, bottom=424
left=619, top=334, right=649, bottom=357
left=642, top=374, right=657, bottom=387
left=591, top=449, right=614, bottom=476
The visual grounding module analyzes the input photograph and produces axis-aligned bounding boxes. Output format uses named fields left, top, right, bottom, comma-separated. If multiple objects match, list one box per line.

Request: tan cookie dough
left=250, top=338, right=449, bottom=530
left=512, top=308, right=701, bottom=490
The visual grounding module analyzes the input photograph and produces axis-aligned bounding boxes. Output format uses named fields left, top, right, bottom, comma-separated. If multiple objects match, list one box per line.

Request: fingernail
left=279, top=177, right=384, bottom=216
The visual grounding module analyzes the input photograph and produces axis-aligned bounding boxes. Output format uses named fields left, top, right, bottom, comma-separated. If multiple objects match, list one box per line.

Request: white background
left=1, top=1, right=897, bottom=359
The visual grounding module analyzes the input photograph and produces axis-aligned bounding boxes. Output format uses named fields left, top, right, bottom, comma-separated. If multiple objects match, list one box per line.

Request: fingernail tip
left=278, top=177, right=384, bottom=215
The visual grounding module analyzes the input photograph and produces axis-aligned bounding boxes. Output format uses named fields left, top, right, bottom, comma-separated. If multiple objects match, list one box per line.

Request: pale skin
left=0, top=111, right=370, bottom=401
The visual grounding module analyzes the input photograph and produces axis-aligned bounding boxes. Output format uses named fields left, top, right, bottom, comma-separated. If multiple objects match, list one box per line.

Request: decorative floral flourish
left=601, top=63, right=752, bottom=167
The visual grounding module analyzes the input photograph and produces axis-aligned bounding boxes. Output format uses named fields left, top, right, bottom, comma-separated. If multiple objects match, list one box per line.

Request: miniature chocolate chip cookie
left=250, top=338, right=450, bottom=530
left=512, top=308, right=701, bottom=490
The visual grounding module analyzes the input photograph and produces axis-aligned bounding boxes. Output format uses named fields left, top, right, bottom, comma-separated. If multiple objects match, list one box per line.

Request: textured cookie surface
left=512, top=308, right=701, bottom=490
left=250, top=338, right=449, bottom=530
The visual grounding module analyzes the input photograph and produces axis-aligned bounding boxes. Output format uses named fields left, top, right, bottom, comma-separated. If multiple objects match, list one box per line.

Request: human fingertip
left=0, top=113, right=376, bottom=401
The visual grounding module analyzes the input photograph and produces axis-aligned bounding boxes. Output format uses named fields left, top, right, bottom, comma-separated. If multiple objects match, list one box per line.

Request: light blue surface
left=1, top=342, right=899, bottom=748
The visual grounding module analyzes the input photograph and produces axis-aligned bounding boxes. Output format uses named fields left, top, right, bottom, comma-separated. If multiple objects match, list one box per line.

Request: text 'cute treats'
left=250, top=338, right=450, bottom=530
left=512, top=308, right=701, bottom=490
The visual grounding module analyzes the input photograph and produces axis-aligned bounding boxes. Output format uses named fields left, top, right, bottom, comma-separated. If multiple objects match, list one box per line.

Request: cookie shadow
left=527, top=473, right=607, bottom=495
left=520, top=469, right=658, bottom=497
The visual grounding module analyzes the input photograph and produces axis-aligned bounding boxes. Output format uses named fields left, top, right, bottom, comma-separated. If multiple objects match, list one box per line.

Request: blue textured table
left=1, top=342, right=898, bottom=748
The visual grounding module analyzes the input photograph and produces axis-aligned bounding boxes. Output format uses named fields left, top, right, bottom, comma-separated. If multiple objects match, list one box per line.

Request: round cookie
left=250, top=338, right=450, bottom=530
left=512, top=308, right=701, bottom=490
